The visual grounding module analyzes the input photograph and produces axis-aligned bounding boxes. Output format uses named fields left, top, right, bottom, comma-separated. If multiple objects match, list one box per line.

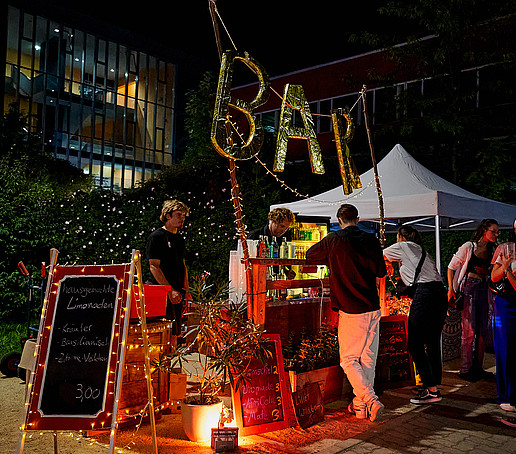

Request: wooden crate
left=289, top=365, right=347, bottom=404
left=117, top=320, right=176, bottom=425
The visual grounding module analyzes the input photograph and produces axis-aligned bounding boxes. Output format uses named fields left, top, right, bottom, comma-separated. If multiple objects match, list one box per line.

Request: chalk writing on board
left=376, top=315, right=413, bottom=389
left=39, top=275, right=119, bottom=416
left=292, top=382, right=324, bottom=429
left=239, top=340, right=284, bottom=427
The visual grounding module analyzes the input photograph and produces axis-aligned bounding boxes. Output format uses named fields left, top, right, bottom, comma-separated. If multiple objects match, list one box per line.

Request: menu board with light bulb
left=23, top=264, right=133, bottom=431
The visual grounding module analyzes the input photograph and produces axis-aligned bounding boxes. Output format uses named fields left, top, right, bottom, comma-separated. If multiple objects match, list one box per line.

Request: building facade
left=2, top=2, right=183, bottom=190
left=231, top=17, right=516, bottom=175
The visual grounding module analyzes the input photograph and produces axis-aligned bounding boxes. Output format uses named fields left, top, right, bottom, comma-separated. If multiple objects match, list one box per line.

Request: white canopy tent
left=272, top=144, right=516, bottom=272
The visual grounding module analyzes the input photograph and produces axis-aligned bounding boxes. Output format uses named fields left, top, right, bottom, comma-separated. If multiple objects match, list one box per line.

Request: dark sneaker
left=348, top=402, right=367, bottom=419
left=411, top=385, right=425, bottom=395
left=367, top=399, right=384, bottom=422
left=458, top=371, right=479, bottom=382
left=410, top=389, right=442, bottom=404
left=501, top=415, right=516, bottom=428
left=478, top=370, right=496, bottom=381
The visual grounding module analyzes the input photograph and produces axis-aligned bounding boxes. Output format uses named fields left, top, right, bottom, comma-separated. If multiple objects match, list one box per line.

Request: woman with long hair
left=447, top=219, right=499, bottom=381
left=384, top=225, right=448, bottom=404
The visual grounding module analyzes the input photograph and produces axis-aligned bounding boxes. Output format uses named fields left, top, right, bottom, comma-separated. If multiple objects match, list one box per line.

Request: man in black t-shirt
left=247, top=207, right=295, bottom=243
left=147, top=200, right=191, bottom=335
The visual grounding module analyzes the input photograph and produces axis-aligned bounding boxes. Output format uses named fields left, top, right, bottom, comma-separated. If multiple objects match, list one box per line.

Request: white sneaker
left=348, top=402, right=367, bottom=419
left=500, top=403, right=516, bottom=412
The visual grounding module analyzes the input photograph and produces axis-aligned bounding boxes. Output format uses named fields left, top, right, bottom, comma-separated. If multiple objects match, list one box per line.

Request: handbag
left=488, top=277, right=506, bottom=294
left=448, top=274, right=467, bottom=311
left=448, top=290, right=465, bottom=311
left=488, top=275, right=515, bottom=299
left=395, top=249, right=426, bottom=298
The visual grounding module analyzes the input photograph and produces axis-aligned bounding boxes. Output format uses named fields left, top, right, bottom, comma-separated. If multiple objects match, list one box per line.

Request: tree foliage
left=350, top=0, right=516, bottom=203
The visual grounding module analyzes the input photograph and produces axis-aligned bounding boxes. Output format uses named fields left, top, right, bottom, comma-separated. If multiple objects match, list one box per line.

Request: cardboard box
left=130, top=284, right=171, bottom=319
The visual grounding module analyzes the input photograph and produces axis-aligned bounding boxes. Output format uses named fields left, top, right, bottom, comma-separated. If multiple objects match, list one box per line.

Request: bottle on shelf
left=271, top=237, right=279, bottom=258
left=258, top=236, right=267, bottom=258
left=288, top=242, right=296, bottom=259
left=312, top=226, right=320, bottom=242
left=279, top=238, right=287, bottom=258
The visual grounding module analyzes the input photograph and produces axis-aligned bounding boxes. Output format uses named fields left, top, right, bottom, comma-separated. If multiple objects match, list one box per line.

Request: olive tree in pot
left=155, top=274, right=270, bottom=442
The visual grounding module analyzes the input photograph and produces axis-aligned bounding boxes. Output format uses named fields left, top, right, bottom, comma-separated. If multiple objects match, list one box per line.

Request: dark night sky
left=47, top=0, right=398, bottom=77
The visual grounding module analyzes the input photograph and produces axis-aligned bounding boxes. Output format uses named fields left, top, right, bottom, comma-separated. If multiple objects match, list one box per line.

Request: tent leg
left=435, top=215, right=441, bottom=275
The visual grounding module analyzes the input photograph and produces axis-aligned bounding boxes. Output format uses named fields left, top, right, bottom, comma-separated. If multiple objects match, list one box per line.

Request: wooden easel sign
left=21, top=261, right=133, bottom=432
left=232, top=334, right=298, bottom=436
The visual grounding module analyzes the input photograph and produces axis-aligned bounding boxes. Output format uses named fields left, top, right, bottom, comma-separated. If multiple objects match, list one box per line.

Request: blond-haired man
left=247, top=207, right=295, bottom=242
left=147, top=200, right=191, bottom=335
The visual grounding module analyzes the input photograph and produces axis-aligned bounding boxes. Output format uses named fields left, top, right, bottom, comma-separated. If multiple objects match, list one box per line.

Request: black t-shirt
left=146, top=227, right=186, bottom=294
left=247, top=224, right=292, bottom=243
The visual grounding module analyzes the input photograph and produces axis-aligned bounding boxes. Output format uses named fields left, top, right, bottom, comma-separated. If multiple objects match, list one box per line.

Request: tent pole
left=435, top=215, right=441, bottom=275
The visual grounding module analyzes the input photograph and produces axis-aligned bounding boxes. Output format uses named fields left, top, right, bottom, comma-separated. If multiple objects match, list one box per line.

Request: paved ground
left=4, top=354, right=515, bottom=453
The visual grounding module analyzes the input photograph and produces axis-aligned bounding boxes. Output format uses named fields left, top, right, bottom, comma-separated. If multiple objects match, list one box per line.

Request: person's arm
left=305, top=240, right=328, bottom=265
left=446, top=242, right=471, bottom=299
left=491, top=248, right=514, bottom=284
left=384, top=258, right=395, bottom=277
left=382, top=244, right=400, bottom=277
left=183, top=260, right=192, bottom=301
left=507, top=266, right=516, bottom=291
left=447, top=268, right=456, bottom=300
left=149, top=258, right=183, bottom=304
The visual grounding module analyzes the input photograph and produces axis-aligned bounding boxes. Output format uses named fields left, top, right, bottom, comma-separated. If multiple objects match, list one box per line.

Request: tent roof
left=272, top=144, right=516, bottom=228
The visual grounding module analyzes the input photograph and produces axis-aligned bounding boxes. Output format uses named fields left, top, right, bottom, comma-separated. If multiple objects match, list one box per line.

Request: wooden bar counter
left=245, top=258, right=335, bottom=342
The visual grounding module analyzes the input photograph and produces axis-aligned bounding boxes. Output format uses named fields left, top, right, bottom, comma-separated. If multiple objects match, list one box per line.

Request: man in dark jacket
left=306, top=204, right=386, bottom=422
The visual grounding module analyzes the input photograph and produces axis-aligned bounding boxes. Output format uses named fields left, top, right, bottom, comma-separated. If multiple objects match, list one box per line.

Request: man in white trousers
left=306, top=204, right=387, bottom=421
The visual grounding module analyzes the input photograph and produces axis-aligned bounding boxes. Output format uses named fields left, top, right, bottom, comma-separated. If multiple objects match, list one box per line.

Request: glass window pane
left=72, top=30, right=84, bottom=83
left=6, top=7, right=20, bottom=65
left=23, top=13, right=34, bottom=40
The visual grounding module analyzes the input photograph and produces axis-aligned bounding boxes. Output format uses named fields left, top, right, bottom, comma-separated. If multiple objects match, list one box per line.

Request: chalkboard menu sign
left=24, top=264, right=132, bottom=431
left=292, top=382, right=324, bottom=429
left=375, top=315, right=414, bottom=390
left=232, top=334, right=298, bottom=436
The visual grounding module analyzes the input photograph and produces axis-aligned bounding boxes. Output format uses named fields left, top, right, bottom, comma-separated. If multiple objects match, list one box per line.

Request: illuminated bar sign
left=232, top=334, right=297, bottom=436
left=23, top=264, right=132, bottom=430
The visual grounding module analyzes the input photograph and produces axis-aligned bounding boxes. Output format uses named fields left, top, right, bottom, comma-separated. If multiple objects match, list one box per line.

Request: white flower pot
left=181, top=398, right=223, bottom=442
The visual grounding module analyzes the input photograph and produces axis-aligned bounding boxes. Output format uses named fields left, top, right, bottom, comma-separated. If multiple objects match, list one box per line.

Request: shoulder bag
left=395, top=249, right=426, bottom=299
left=488, top=274, right=515, bottom=300
left=448, top=275, right=466, bottom=311
left=448, top=242, right=475, bottom=311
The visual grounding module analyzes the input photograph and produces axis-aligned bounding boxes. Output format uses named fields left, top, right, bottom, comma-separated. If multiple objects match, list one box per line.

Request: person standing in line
left=447, top=219, right=499, bottom=382
left=305, top=204, right=387, bottom=422
left=490, top=220, right=516, bottom=428
left=147, top=200, right=191, bottom=336
left=383, top=226, right=448, bottom=404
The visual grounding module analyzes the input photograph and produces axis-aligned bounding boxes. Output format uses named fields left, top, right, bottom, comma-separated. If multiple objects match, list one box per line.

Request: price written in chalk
left=76, top=383, right=101, bottom=402
left=240, top=342, right=284, bottom=427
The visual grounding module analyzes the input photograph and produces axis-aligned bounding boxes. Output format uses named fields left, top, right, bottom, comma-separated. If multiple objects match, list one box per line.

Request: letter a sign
left=274, top=84, right=324, bottom=174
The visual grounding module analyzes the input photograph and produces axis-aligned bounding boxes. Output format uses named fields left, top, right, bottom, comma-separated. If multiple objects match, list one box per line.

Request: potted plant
left=155, top=274, right=270, bottom=442
left=283, top=324, right=346, bottom=403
